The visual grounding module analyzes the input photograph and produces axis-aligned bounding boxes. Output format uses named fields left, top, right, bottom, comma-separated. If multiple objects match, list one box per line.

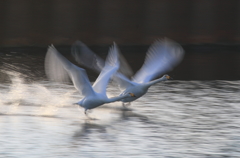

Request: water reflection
left=73, top=121, right=107, bottom=138
left=1, top=72, right=240, bottom=157
left=118, top=108, right=149, bottom=121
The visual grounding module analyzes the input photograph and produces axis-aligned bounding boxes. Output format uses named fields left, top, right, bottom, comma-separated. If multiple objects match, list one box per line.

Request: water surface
left=0, top=73, right=240, bottom=157
left=1, top=48, right=240, bottom=157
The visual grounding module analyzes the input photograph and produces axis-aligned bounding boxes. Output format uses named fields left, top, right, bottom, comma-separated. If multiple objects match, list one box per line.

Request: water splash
left=0, top=70, right=124, bottom=120
left=0, top=70, right=77, bottom=116
left=0, top=71, right=27, bottom=114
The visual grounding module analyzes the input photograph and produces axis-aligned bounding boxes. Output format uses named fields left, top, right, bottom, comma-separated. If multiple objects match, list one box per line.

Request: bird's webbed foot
left=84, top=109, right=95, bottom=120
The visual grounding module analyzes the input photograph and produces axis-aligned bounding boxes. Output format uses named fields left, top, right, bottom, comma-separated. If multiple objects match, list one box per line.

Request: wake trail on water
left=0, top=69, right=129, bottom=122
left=0, top=70, right=78, bottom=116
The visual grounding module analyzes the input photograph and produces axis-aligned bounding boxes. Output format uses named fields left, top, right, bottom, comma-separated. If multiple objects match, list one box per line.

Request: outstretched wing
left=113, top=73, right=137, bottom=91
left=133, top=38, right=184, bottom=83
left=45, top=46, right=70, bottom=83
left=92, top=43, right=120, bottom=95
left=71, top=41, right=105, bottom=73
left=45, top=45, right=95, bottom=97
left=71, top=40, right=135, bottom=91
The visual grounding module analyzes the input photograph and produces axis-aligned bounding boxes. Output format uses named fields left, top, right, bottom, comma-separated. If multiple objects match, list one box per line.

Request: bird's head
left=128, top=92, right=136, bottom=97
left=163, top=74, right=173, bottom=80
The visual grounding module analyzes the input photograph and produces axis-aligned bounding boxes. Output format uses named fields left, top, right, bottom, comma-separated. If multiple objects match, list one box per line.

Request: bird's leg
left=126, top=102, right=131, bottom=106
left=84, top=109, right=91, bottom=119
left=122, top=102, right=131, bottom=107
left=84, top=109, right=88, bottom=115
left=84, top=109, right=95, bottom=120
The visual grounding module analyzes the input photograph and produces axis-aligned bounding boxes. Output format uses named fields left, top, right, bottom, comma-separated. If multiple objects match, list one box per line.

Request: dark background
left=0, top=0, right=240, bottom=80
left=0, top=0, right=240, bottom=45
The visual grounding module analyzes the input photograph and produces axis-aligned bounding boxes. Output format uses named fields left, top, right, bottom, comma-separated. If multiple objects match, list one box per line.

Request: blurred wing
left=111, top=47, right=136, bottom=91
left=71, top=40, right=133, bottom=77
left=92, top=43, right=120, bottom=95
left=45, top=45, right=95, bottom=97
left=71, top=41, right=104, bottom=73
left=113, top=73, right=137, bottom=91
left=118, top=50, right=134, bottom=78
left=45, top=46, right=70, bottom=83
left=133, top=38, right=184, bottom=83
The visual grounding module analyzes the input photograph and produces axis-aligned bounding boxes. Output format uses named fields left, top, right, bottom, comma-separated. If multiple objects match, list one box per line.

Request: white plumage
left=45, top=43, right=135, bottom=114
left=71, top=39, right=184, bottom=105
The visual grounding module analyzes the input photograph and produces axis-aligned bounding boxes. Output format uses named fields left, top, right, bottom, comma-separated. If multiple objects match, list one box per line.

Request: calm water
left=0, top=72, right=240, bottom=157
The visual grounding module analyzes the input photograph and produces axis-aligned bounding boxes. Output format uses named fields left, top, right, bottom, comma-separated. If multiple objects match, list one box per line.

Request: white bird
left=71, top=39, right=184, bottom=105
left=44, top=43, right=135, bottom=115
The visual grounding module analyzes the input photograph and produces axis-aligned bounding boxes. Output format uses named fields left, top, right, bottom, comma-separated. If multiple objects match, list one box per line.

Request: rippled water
left=0, top=73, right=240, bottom=157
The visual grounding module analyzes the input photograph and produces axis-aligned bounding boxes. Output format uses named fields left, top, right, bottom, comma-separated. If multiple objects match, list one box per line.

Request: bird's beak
left=166, top=75, right=173, bottom=80
left=129, top=93, right=136, bottom=97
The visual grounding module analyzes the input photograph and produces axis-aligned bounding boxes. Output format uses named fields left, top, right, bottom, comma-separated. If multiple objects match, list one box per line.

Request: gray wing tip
left=47, top=45, right=61, bottom=57
left=110, top=42, right=117, bottom=49
left=105, top=42, right=120, bottom=67
left=73, top=40, right=85, bottom=46
left=150, top=38, right=184, bottom=55
left=152, top=38, right=176, bottom=45
left=47, top=44, right=57, bottom=52
left=48, top=44, right=55, bottom=49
